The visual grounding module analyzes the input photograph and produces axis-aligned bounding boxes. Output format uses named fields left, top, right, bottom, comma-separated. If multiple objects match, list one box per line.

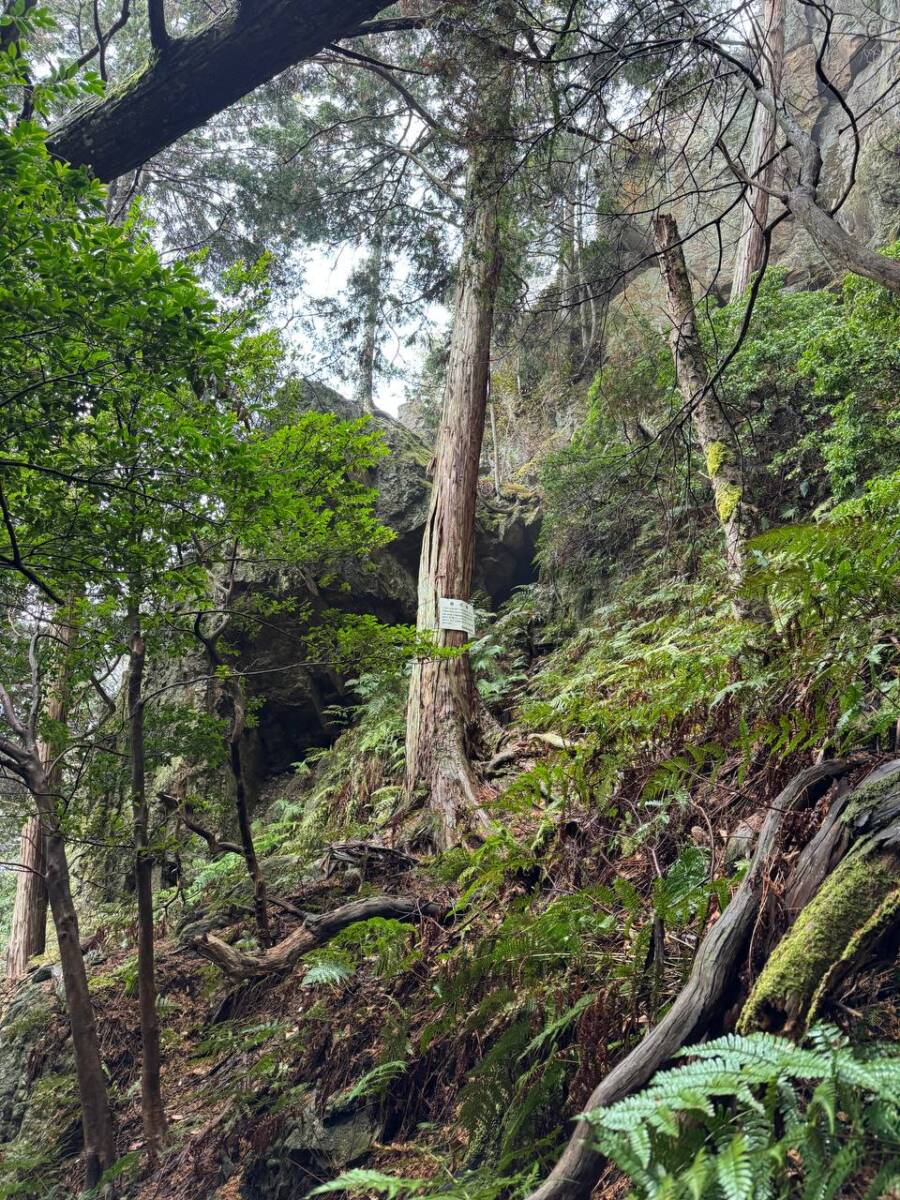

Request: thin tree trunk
left=227, top=693, right=271, bottom=947
left=356, top=228, right=384, bottom=413
left=195, top=597, right=272, bottom=948
left=730, top=0, right=785, bottom=301
left=404, top=42, right=513, bottom=851
left=653, top=213, right=756, bottom=615
left=6, top=605, right=78, bottom=979
left=32, top=771, right=117, bottom=1190
left=489, top=386, right=502, bottom=496
left=127, top=604, right=167, bottom=1160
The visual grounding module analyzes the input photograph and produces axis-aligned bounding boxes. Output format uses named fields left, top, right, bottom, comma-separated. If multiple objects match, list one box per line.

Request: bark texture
left=195, top=895, right=443, bottom=978
left=404, top=41, right=513, bottom=850
left=6, top=605, right=81, bottom=979
left=730, top=0, right=785, bottom=301
left=654, top=212, right=756, bottom=613
left=127, top=611, right=167, bottom=1159
left=4, top=814, right=46, bottom=980
left=46, top=0, right=390, bottom=180
left=523, top=760, right=851, bottom=1200
left=740, top=762, right=900, bottom=1032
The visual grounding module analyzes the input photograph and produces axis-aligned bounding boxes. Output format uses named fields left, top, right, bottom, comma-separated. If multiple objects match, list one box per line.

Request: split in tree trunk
left=127, top=604, right=167, bottom=1160
left=653, top=212, right=758, bottom=617
left=195, top=894, right=443, bottom=978
left=730, top=0, right=785, bottom=301
left=404, top=33, right=514, bottom=851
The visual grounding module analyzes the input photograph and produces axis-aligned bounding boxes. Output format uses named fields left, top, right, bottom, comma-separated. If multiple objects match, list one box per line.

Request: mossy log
left=739, top=846, right=899, bottom=1032
left=740, top=762, right=900, bottom=1033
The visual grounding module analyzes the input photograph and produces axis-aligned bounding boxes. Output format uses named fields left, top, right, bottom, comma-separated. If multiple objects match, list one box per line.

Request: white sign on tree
left=438, top=597, right=476, bottom=637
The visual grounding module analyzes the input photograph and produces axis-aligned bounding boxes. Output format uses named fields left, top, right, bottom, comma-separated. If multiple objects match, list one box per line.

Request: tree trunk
left=228, top=710, right=271, bottom=948
left=730, top=0, right=785, bottom=301
left=404, top=43, right=513, bottom=851
left=5, top=815, right=46, bottom=980
left=46, top=0, right=390, bottom=180
left=196, top=606, right=272, bottom=949
left=6, top=605, right=78, bottom=980
left=489, top=390, right=502, bottom=495
left=356, top=228, right=384, bottom=413
left=653, top=212, right=756, bottom=614
left=26, top=764, right=116, bottom=1189
left=127, top=605, right=167, bottom=1160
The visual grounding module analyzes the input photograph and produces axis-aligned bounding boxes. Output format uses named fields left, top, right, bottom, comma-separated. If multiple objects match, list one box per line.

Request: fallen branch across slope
left=194, top=894, right=443, bottom=979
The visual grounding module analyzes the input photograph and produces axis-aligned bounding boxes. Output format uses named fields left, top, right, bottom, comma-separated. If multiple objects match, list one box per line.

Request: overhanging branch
left=47, top=0, right=393, bottom=180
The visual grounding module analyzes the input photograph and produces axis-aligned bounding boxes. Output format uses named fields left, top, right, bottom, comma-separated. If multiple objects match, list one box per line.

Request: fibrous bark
left=404, top=33, right=514, bottom=851
left=5, top=814, right=46, bottom=980
left=522, top=760, right=851, bottom=1200
left=46, top=0, right=391, bottom=181
left=195, top=894, right=443, bottom=978
left=653, top=212, right=756, bottom=615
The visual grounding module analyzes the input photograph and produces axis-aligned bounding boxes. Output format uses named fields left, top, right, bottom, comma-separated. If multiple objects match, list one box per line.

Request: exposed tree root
left=194, top=895, right=444, bottom=979
left=522, top=759, right=852, bottom=1200
left=740, top=761, right=900, bottom=1033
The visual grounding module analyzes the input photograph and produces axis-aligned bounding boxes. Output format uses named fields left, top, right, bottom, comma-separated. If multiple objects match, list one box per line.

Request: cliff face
left=774, top=0, right=900, bottom=274
left=223, top=382, right=541, bottom=778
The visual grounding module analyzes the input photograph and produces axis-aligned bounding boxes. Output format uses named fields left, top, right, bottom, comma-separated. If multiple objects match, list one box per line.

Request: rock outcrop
left=219, top=381, right=541, bottom=778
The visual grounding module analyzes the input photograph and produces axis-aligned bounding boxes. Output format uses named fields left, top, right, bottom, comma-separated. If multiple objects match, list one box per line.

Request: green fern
left=585, top=1026, right=900, bottom=1200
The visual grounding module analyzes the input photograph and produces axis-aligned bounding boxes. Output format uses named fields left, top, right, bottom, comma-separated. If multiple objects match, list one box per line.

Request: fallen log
left=194, top=894, right=443, bottom=979
left=522, top=759, right=851, bottom=1200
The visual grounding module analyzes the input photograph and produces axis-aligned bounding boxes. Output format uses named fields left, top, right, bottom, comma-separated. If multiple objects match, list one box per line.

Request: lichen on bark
left=705, top=440, right=731, bottom=479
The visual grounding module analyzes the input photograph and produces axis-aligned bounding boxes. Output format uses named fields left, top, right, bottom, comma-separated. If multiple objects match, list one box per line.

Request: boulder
left=0, top=971, right=59, bottom=1144
left=241, top=1099, right=381, bottom=1200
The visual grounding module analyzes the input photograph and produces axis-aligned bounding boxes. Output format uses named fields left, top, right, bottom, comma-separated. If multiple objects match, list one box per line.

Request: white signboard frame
left=438, top=597, right=476, bottom=637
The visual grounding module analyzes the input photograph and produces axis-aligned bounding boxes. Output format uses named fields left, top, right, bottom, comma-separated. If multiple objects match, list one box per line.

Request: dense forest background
left=0, top=1, right=898, bottom=1198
